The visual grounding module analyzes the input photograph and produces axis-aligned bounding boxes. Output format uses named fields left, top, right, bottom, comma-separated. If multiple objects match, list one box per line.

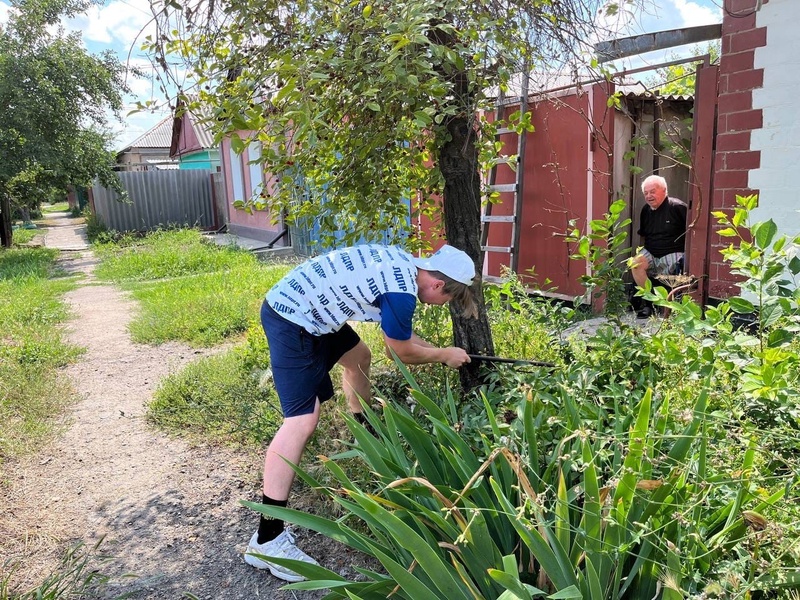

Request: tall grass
left=93, top=229, right=293, bottom=346
left=0, top=248, right=59, bottom=280
left=127, top=263, right=289, bottom=346
left=148, top=342, right=283, bottom=444
left=0, top=249, right=81, bottom=462
left=9, top=229, right=37, bottom=245
left=94, top=229, right=262, bottom=281
left=1, top=541, right=110, bottom=600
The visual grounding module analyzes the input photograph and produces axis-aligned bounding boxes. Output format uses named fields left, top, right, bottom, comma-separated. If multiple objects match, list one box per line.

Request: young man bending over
left=245, top=243, right=476, bottom=581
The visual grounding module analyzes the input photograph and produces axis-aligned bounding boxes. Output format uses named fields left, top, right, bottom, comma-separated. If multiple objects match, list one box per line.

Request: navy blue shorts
left=260, top=300, right=361, bottom=418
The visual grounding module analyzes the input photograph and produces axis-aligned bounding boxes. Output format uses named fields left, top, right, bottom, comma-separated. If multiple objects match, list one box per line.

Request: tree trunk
left=439, top=114, right=495, bottom=391
left=0, top=192, right=12, bottom=248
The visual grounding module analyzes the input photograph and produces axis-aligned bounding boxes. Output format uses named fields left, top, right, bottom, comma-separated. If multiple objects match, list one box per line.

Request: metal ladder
left=480, top=72, right=529, bottom=282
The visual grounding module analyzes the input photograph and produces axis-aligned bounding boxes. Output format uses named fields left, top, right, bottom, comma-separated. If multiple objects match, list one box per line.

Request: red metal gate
left=484, top=82, right=615, bottom=300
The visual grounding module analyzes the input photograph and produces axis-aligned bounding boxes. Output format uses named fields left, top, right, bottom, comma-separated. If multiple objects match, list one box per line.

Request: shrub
left=244, top=366, right=791, bottom=599
left=82, top=208, right=114, bottom=243
left=148, top=347, right=283, bottom=445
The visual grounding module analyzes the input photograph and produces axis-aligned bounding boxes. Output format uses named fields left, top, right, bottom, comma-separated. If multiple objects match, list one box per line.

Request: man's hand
left=383, top=333, right=471, bottom=368
left=440, top=346, right=471, bottom=368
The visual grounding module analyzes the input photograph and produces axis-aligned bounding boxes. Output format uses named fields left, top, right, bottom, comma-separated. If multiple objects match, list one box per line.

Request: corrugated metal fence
left=93, top=170, right=215, bottom=232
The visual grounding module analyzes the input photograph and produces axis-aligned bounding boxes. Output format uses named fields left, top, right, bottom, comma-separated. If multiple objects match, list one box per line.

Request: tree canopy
left=150, top=0, right=631, bottom=386
left=0, top=0, right=128, bottom=246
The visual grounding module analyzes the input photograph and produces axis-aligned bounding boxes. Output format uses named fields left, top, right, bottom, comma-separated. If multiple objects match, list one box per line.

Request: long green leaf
left=243, top=551, right=348, bottom=585
left=392, top=352, right=423, bottom=394
left=489, top=479, right=578, bottom=590
left=616, top=537, right=656, bottom=597
left=382, top=405, right=412, bottom=470
left=451, top=557, right=492, bottom=600
left=548, top=585, right=583, bottom=599
left=350, top=492, right=472, bottom=599
left=524, top=396, right=541, bottom=494
left=393, top=409, right=446, bottom=483
left=452, top=509, right=507, bottom=595
left=241, top=501, right=390, bottom=557
left=584, top=557, right=604, bottom=600
left=346, top=416, right=396, bottom=475
left=369, top=544, right=448, bottom=600
left=578, top=439, right=606, bottom=584
left=722, top=436, right=757, bottom=532
left=661, top=544, right=683, bottom=600
left=409, top=387, right=449, bottom=422
left=555, top=468, right=571, bottom=560
left=613, top=388, right=652, bottom=513
left=488, top=570, right=536, bottom=600
left=430, top=419, right=482, bottom=473
left=482, top=392, right=503, bottom=438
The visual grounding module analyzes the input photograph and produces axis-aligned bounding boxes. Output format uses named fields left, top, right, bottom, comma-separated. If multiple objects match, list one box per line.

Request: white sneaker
left=244, top=528, right=319, bottom=582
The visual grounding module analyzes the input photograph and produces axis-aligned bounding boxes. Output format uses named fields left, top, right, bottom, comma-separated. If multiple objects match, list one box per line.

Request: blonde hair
left=429, top=271, right=478, bottom=319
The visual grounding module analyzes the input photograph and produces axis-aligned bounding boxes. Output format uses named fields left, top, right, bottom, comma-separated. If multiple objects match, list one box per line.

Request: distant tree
left=639, top=42, right=721, bottom=169
left=149, top=0, right=634, bottom=387
left=0, top=0, right=127, bottom=247
left=647, top=42, right=720, bottom=97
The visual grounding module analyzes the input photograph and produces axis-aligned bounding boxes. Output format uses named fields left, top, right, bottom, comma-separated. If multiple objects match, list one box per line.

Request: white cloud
left=602, top=0, right=721, bottom=36
left=672, top=0, right=721, bottom=27
left=595, top=0, right=722, bottom=74
left=64, top=0, right=154, bottom=47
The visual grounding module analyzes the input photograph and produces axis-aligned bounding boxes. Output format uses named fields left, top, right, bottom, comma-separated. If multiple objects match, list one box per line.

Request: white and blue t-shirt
left=265, top=245, right=418, bottom=339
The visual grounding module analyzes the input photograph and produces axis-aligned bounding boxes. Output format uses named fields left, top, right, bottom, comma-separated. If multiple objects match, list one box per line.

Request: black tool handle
left=468, top=354, right=555, bottom=368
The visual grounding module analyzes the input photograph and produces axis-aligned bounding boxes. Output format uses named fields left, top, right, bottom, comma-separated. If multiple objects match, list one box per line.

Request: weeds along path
left=2, top=242, right=331, bottom=599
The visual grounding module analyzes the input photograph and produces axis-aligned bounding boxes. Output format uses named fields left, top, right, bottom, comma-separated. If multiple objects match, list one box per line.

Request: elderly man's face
left=643, top=180, right=667, bottom=210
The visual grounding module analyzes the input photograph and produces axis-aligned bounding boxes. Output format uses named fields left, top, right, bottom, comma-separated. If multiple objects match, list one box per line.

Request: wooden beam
left=595, top=24, right=722, bottom=63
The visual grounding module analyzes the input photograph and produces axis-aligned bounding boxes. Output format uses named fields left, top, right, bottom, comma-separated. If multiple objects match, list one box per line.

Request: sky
left=0, top=0, right=724, bottom=152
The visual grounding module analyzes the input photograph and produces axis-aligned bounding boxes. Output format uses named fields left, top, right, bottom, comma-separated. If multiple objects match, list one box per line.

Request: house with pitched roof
left=169, top=108, right=221, bottom=171
left=116, top=116, right=178, bottom=171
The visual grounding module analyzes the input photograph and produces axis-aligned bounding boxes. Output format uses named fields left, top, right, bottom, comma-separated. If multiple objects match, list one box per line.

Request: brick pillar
left=709, top=0, right=767, bottom=299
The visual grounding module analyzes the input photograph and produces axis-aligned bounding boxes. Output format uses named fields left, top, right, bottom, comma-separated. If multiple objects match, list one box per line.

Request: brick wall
left=749, top=0, right=800, bottom=238
left=709, top=0, right=767, bottom=298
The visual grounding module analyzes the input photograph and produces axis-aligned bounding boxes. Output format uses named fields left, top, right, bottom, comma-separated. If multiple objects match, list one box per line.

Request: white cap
left=413, top=244, right=475, bottom=286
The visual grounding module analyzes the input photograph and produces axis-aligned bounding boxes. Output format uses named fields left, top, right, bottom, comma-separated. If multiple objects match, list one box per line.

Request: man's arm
left=383, top=333, right=470, bottom=368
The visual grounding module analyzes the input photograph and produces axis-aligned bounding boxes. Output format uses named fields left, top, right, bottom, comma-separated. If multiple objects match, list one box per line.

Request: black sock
left=352, top=411, right=377, bottom=437
left=256, top=494, right=287, bottom=544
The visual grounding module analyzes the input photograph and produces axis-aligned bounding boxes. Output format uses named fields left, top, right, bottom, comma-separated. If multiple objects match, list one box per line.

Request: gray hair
left=641, top=175, right=668, bottom=194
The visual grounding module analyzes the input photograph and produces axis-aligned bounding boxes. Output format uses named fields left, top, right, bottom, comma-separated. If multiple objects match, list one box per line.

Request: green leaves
left=0, top=0, right=127, bottom=244
left=728, top=297, right=756, bottom=314
left=565, top=198, right=632, bottom=316
left=752, top=219, right=778, bottom=249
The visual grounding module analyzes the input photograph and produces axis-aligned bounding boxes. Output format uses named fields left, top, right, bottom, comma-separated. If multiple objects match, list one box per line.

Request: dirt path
left=1, top=215, right=347, bottom=599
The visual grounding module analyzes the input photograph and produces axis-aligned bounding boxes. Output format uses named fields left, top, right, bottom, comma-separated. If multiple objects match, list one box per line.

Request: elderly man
left=245, top=243, right=476, bottom=581
left=630, top=175, right=688, bottom=318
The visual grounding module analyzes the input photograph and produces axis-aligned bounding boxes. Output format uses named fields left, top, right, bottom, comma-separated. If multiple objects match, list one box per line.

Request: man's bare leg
left=262, top=401, right=321, bottom=500
left=338, top=340, right=372, bottom=413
